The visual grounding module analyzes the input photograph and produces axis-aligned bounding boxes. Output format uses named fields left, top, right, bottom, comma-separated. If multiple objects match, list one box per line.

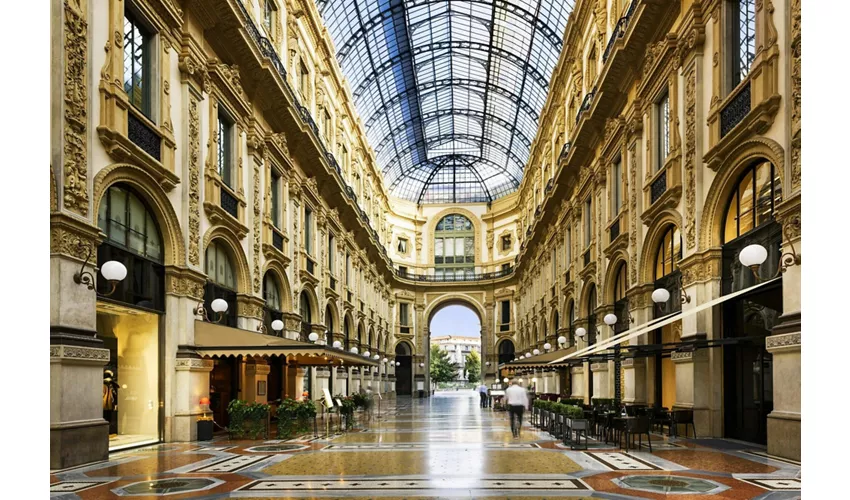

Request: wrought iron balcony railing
left=558, top=142, right=571, bottom=162
left=396, top=266, right=514, bottom=282
left=603, top=1, right=638, bottom=63
left=575, top=86, right=597, bottom=124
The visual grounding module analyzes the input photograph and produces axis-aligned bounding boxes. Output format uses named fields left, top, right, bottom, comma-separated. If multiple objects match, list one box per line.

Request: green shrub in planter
left=227, top=399, right=270, bottom=439
left=334, top=395, right=356, bottom=430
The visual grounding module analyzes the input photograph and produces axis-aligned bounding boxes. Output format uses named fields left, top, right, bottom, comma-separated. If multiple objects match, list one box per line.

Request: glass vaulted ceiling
left=317, top=0, right=574, bottom=204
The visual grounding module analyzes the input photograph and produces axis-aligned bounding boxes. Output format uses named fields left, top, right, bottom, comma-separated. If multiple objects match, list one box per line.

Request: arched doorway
left=585, top=284, right=597, bottom=400
left=720, top=159, right=782, bottom=445
left=395, top=341, right=413, bottom=396
left=652, top=224, right=683, bottom=409
left=95, top=183, right=165, bottom=449
left=429, top=304, right=481, bottom=391
left=497, top=339, right=516, bottom=381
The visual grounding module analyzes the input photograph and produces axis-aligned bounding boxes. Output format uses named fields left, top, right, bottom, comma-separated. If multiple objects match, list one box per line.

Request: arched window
left=498, top=339, right=515, bottom=365
left=614, top=263, right=628, bottom=302
left=553, top=311, right=560, bottom=335
left=344, top=316, right=351, bottom=350
left=434, top=214, right=474, bottom=280
left=204, top=241, right=238, bottom=327
left=299, top=291, right=312, bottom=342
left=655, top=225, right=682, bottom=280
left=262, top=272, right=282, bottom=336
left=723, top=160, right=782, bottom=243
left=97, top=184, right=165, bottom=311
left=586, top=285, right=597, bottom=345
left=325, top=305, right=334, bottom=345
left=568, top=301, right=575, bottom=346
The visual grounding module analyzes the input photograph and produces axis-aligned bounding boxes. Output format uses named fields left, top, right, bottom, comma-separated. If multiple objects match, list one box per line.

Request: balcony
left=609, top=217, right=621, bottom=242
left=545, top=178, right=554, bottom=194
left=221, top=186, right=239, bottom=219
left=558, top=142, right=571, bottom=163
left=396, top=265, right=514, bottom=283
left=602, top=1, right=638, bottom=63
left=575, top=86, right=597, bottom=124
left=272, top=228, right=284, bottom=252
left=719, top=81, right=751, bottom=138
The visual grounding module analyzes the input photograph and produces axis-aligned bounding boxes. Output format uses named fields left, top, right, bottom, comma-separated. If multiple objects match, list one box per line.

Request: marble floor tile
left=50, top=391, right=801, bottom=499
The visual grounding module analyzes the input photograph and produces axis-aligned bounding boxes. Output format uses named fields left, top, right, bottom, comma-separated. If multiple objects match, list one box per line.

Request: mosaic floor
left=50, top=391, right=801, bottom=498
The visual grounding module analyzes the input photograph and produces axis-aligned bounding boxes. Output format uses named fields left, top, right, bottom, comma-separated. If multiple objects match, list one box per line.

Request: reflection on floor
left=50, top=391, right=801, bottom=499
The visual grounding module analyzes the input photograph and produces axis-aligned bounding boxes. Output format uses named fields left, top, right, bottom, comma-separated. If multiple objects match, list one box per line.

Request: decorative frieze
left=62, top=0, right=89, bottom=216
left=175, top=358, right=214, bottom=372
left=671, top=351, right=693, bottom=363
left=684, top=68, right=697, bottom=249
left=766, top=333, right=801, bottom=352
left=50, top=344, right=110, bottom=364
left=188, top=96, right=201, bottom=266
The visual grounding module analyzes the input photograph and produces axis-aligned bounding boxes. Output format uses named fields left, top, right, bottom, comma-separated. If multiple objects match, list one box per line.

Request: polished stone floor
left=50, top=391, right=801, bottom=498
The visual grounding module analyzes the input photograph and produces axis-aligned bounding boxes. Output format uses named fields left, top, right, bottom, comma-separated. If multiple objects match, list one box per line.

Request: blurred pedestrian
left=477, top=382, right=489, bottom=408
left=505, top=379, right=529, bottom=438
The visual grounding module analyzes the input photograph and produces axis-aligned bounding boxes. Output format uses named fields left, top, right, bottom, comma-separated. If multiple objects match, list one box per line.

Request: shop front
left=95, top=185, right=166, bottom=451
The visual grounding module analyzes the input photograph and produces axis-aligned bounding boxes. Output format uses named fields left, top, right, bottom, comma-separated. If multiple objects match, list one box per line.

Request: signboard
left=335, top=398, right=343, bottom=408
left=322, top=388, right=334, bottom=409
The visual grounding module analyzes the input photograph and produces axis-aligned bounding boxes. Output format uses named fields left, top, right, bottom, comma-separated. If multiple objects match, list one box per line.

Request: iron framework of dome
left=317, top=0, right=575, bottom=204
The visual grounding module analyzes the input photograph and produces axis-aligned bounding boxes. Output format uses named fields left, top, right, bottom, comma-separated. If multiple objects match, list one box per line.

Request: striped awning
left=193, top=320, right=377, bottom=367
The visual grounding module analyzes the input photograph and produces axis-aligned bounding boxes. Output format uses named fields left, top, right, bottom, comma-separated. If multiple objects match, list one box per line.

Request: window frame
left=304, top=205, right=314, bottom=256
left=611, top=156, right=623, bottom=215
left=726, top=0, right=757, bottom=93
left=722, top=160, right=781, bottom=244
left=123, top=8, right=154, bottom=119
left=656, top=90, right=670, bottom=171
left=583, top=198, right=593, bottom=248
left=217, top=107, right=235, bottom=187
left=270, top=169, right=281, bottom=228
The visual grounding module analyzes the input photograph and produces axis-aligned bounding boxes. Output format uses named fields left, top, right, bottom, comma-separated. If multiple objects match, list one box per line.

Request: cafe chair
left=624, top=416, right=653, bottom=452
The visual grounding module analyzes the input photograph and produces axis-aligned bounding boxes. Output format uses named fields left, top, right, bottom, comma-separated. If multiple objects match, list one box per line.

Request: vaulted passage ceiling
left=317, top=0, right=575, bottom=204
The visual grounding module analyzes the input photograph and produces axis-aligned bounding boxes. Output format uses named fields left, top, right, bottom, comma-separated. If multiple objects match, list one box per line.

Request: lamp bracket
left=72, top=240, right=119, bottom=296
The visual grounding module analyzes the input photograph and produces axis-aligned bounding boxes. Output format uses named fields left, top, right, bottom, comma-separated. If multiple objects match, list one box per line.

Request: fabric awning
left=549, top=276, right=781, bottom=365
left=499, top=346, right=577, bottom=369
left=193, top=320, right=377, bottom=367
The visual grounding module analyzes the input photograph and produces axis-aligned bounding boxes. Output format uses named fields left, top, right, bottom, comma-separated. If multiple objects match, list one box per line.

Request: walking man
left=477, top=382, right=489, bottom=408
left=505, top=379, right=529, bottom=438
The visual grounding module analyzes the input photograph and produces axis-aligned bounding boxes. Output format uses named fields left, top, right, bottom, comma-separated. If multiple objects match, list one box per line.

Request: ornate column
left=623, top=286, right=652, bottom=405
left=171, top=351, right=214, bottom=442
left=766, top=204, right=801, bottom=460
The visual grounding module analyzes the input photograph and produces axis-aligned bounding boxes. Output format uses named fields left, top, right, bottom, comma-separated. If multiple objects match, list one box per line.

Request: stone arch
left=561, top=291, right=576, bottom=321
left=639, top=210, right=684, bottom=284
left=423, top=293, right=486, bottom=327
left=343, top=310, right=355, bottom=346
left=324, top=298, right=340, bottom=334
left=298, top=283, right=319, bottom=323
left=395, top=339, right=414, bottom=355
left=94, top=163, right=186, bottom=267
left=699, top=137, right=786, bottom=249
left=603, top=254, right=630, bottom=305
left=356, top=319, right=366, bottom=346
left=579, top=280, right=598, bottom=317
left=529, top=324, right=537, bottom=350
left=549, top=306, right=560, bottom=336
left=203, top=226, right=250, bottom=293
left=426, top=207, right=483, bottom=264
left=262, top=259, right=293, bottom=312
left=538, top=316, right=547, bottom=344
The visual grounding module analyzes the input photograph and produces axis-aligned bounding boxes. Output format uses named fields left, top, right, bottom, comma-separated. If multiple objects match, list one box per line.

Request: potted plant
left=566, top=404, right=589, bottom=450
left=227, top=399, right=270, bottom=440
left=296, top=399, right=317, bottom=433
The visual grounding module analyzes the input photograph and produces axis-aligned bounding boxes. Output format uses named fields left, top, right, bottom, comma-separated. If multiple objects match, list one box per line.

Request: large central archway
left=425, top=296, right=484, bottom=395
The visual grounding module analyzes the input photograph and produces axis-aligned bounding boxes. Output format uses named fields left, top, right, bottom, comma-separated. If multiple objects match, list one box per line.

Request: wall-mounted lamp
left=308, top=332, right=319, bottom=343
left=740, top=231, right=801, bottom=281
left=419, top=362, right=424, bottom=368
left=575, top=327, right=587, bottom=340
left=194, top=299, right=228, bottom=323
left=485, top=361, right=491, bottom=366
left=259, top=319, right=284, bottom=335
left=373, top=354, right=380, bottom=360
left=350, top=346, right=359, bottom=354
left=395, top=361, right=401, bottom=366
left=532, top=348, right=540, bottom=356
left=73, top=241, right=126, bottom=296
left=543, top=342, right=552, bottom=351
left=332, top=340, right=342, bottom=348
left=557, top=335, right=567, bottom=346
left=503, top=377, right=509, bottom=383
left=364, top=350, right=371, bottom=358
